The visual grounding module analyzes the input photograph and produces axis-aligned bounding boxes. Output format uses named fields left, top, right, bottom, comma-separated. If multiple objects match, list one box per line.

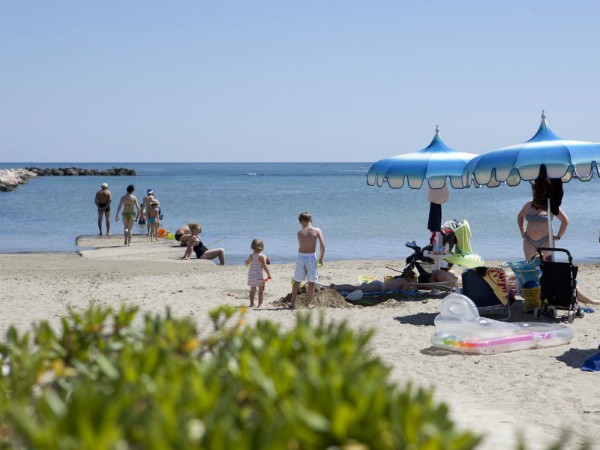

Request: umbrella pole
left=547, top=198, right=554, bottom=260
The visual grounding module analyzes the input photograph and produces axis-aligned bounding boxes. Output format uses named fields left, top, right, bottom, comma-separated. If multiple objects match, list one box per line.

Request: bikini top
left=525, top=212, right=549, bottom=223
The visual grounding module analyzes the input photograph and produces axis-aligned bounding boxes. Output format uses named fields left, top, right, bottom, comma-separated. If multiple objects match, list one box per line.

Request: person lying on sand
left=330, top=270, right=417, bottom=293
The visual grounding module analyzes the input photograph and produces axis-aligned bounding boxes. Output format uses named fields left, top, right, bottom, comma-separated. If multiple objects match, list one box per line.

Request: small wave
left=246, top=172, right=257, bottom=176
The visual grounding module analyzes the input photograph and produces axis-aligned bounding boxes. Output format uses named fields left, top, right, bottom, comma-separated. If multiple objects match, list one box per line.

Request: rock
left=0, top=169, right=37, bottom=192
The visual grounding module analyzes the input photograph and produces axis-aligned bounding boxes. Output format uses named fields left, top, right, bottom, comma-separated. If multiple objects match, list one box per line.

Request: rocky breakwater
left=0, top=167, right=137, bottom=192
left=0, top=169, right=37, bottom=191
left=26, top=167, right=137, bottom=177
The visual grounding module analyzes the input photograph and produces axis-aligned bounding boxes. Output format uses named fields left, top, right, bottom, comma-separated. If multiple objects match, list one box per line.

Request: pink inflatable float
left=431, top=294, right=573, bottom=354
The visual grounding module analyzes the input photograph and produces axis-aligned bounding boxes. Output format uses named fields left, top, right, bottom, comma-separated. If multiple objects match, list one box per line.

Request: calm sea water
left=1, top=162, right=600, bottom=265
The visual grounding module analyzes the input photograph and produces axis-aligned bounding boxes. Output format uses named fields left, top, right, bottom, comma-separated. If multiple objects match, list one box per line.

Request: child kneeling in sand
left=245, top=239, right=272, bottom=307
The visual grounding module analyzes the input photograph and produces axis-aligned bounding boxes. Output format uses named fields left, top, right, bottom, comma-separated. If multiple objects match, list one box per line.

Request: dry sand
left=1, top=234, right=599, bottom=449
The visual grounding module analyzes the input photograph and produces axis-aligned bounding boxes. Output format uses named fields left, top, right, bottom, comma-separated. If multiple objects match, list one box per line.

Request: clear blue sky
left=1, top=1, right=599, bottom=162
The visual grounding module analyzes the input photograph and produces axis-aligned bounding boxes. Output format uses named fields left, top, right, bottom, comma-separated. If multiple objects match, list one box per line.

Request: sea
left=1, top=162, right=600, bottom=265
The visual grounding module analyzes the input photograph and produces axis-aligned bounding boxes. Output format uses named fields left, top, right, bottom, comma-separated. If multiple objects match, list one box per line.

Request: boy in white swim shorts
left=291, top=212, right=326, bottom=309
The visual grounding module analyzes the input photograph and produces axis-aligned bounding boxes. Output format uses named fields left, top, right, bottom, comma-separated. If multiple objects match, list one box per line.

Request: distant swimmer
left=95, top=183, right=112, bottom=236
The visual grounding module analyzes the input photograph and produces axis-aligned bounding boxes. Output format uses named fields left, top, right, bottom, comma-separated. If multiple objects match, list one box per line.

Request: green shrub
left=0, top=305, right=480, bottom=449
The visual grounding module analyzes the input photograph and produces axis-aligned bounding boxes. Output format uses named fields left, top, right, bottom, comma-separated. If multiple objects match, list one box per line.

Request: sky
left=1, top=1, right=600, bottom=163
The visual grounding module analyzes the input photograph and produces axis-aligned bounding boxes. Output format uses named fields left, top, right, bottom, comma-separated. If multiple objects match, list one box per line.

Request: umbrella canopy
left=462, top=112, right=600, bottom=188
left=367, top=127, right=478, bottom=189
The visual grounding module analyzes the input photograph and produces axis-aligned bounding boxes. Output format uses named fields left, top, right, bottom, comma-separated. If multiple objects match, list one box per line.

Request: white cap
left=101, top=183, right=108, bottom=189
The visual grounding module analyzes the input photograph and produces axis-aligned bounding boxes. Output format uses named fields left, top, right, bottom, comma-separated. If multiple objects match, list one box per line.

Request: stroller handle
left=537, top=247, right=573, bottom=264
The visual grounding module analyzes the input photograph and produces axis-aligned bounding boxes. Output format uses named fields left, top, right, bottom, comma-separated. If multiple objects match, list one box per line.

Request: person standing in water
left=140, top=188, right=156, bottom=235
left=115, top=185, right=143, bottom=246
left=95, top=183, right=112, bottom=236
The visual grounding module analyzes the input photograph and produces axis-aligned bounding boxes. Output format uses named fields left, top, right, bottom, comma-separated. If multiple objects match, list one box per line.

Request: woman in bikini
left=517, top=187, right=598, bottom=306
left=517, top=185, right=568, bottom=261
left=115, top=185, right=143, bottom=246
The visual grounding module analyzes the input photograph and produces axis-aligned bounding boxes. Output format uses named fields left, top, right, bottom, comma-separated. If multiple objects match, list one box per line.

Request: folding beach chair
left=461, top=267, right=511, bottom=320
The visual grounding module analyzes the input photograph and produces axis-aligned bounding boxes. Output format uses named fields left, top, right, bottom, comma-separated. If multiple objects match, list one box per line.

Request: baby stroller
left=536, top=247, right=583, bottom=323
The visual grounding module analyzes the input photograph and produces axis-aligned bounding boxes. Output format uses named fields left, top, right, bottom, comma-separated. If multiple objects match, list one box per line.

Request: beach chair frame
left=536, top=247, right=581, bottom=323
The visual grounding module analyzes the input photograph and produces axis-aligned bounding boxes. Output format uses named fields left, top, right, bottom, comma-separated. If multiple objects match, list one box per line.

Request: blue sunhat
left=147, top=188, right=154, bottom=194
left=582, top=353, right=600, bottom=372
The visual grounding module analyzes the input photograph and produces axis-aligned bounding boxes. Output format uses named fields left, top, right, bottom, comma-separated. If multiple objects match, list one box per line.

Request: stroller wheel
left=576, top=306, right=585, bottom=319
left=567, top=311, right=575, bottom=323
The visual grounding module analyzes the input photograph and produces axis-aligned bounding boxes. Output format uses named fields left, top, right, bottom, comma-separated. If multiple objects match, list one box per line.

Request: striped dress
left=247, top=253, right=265, bottom=287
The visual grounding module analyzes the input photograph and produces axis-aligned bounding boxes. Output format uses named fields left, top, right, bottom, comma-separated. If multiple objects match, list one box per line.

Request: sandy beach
left=1, top=236, right=599, bottom=449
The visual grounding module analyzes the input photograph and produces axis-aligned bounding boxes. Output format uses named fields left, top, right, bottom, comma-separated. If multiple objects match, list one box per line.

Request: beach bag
left=523, top=286, right=541, bottom=311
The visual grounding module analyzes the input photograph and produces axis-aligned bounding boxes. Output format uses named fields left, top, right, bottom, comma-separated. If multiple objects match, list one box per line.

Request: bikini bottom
left=525, top=234, right=549, bottom=248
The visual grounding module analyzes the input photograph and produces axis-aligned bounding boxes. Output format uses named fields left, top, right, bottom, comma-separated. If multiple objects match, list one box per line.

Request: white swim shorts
left=294, top=252, right=318, bottom=283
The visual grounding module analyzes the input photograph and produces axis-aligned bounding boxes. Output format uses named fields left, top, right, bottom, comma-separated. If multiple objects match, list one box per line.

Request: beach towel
left=582, top=353, right=600, bottom=372
left=443, top=220, right=485, bottom=268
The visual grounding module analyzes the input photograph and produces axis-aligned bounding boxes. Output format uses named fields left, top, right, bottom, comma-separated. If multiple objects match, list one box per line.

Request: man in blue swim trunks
left=290, top=212, right=326, bottom=309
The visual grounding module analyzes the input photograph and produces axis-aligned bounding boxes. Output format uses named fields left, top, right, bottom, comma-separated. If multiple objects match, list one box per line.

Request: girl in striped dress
left=245, top=239, right=272, bottom=307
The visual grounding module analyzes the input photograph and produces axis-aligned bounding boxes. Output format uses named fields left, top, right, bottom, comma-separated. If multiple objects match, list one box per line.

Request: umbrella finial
left=436, top=124, right=439, bottom=134
left=541, top=110, right=546, bottom=120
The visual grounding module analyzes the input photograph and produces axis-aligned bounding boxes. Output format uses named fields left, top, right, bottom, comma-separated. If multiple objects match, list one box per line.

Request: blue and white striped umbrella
left=367, top=127, right=477, bottom=189
left=462, top=113, right=600, bottom=188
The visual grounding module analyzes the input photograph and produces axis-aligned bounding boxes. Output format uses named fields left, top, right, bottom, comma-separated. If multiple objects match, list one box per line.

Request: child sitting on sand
left=245, top=239, right=272, bottom=307
left=147, top=200, right=161, bottom=242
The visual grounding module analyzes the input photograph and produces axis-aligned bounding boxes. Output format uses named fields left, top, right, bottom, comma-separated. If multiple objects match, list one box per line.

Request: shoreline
left=2, top=236, right=599, bottom=266
left=1, top=242, right=599, bottom=449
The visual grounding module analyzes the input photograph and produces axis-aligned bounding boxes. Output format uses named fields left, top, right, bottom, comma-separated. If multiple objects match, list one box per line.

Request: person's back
left=95, top=188, right=111, bottom=206
left=290, top=212, right=325, bottom=309
left=95, top=183, right=112, bottom=235
left=297, top=226, right=322, bottom=254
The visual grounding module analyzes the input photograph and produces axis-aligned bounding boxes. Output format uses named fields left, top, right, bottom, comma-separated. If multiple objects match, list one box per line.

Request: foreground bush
left=0, top=305, right=480, bottom=449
